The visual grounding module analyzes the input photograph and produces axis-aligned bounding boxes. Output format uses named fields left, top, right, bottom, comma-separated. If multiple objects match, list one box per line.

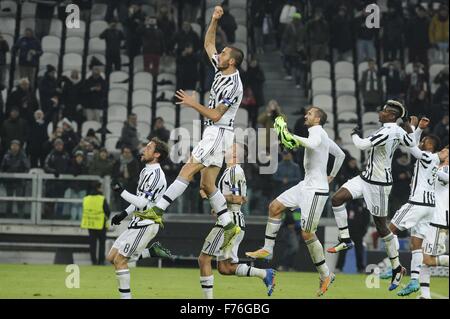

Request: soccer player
left=388, top=119, right=448, bottom=296
left=198, top=143, right=276, bottom=299
left=327, top=100, right=417, bottom=291
left=106, top=138, right=169, bottom=299
left=419, top=147, right=449, bottom=299
left=246, top=107, right=346, bottom=296
left=143, top=5, right=243, bottom=254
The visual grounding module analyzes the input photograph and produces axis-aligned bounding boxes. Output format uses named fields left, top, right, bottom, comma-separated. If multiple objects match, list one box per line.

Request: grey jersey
left=204, top=53, right=243, bottom=128
left=218, top=164, right=246, bottom=229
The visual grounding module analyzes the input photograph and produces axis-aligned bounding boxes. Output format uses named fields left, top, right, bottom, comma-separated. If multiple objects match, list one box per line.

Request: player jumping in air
left=246, top=107, right=345, bottom=297
left=142, top=6, right=243, bottom=256
left=198, top=143, right=276, bottom=299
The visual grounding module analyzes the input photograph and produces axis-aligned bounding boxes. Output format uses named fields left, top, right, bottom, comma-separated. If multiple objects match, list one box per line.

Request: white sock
left=419, top=264, right=431, bottom=299
left=393, top=235, right=399, bottom=250
left=263, top=217, right=282, bottom=253
left=200, top=275, right=214, bottom=299
left=410, top=249, right=423, bottom=280
left=139, top=248, right=151, bottom=259
left=306, top=237, right=330, bottom=279
left=437, top=255, right=449, bottom=267
left=235, top=264, right=266, bottom=279
left=115, top=269, right=131, bottom=299
left=208, top=189, right=232, bottom=226
left=382, top=233, right=400, bottom=269
left=332, top=205, right=350, bottom=239
left=157, top=177, right=189, bottom=210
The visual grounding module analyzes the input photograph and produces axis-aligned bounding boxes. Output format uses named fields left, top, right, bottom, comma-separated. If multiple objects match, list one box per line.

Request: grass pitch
left=0, top=264, right=448, bottom=299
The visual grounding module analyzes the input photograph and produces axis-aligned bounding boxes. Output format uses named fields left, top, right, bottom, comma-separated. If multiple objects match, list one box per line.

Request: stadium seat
left=313, top=94, right=333, bottom=112
left=362, top=112, right=379, bottom=124
left=81, top=121, right=101, bottom=137
left=65, top=37, right=84, bottom=54
left=312, top=78, right=332, bottom=96
left=324, top=127, right=335, bottom=139
left=157, top=73, right=176, bottom=91
left=337, top=95, right=357, bottom=113
left=48, top=19, right=63, bottom=37
left=109, top=71, right=129, bottom=91
left=132, top=105, right=152, bottom=123
left=156, top=90, right=175, bottom=103
left=326, top=113, right=334, bottom=126
left=230, top=8, right=246, bottom=25
left=85, top=54, right=106, bottom=73
left=91, top=3, right=107, bottom=21
left=109, top=88, right=128, bottom=105
left=21, top=2, right=36, bottom=18
left=338, top=111, right=358, bottom=123
left=191, top=23, right=201, bottom=37
left=235, top=108, right=249, bottom=128
left=340, top=128, right=354, bottom=143
left=0, top=17, right=15, bottom=35
left=20, top=18, right=36, bottom=35
left=2, top=33, right=14, bottom=52
left=358, top=62, right=369, bottom=80
left=88, top=38, right=105, bottom=54
left=107, top=121, right=123, bottom=136
left=42, top=36, right=61, bottom=55
left=236, top=25, right=247, bottom=43
left=159, top=56, right=176, bottom=74
left=233, top=42, right=248, bottom=58
left=156, top=105, right=176, bottom=127
left=180, top=107, right=200, bottom=124
left=132, top=90, right=152, bottom=107
left=229, top=0, right=247, bottom=9
left=133, top=55, right=144, bottom=73
left=66, top=20, right=86, bottom=38
left=335, top=61, right=354, bottom=79
left=105, top=136, right=120, bottom=153
left=137, top=121, right=151, bottom=139
left=0, top=0, right=17, bottom=17
left=311, top=60, right=331, bottom=79
left=133, top=72, right=153, bottom=91
left=120, top=54, right=130, bottom=73
left=90, top=20, right=108, bottom=38
left=405, top=62, right=414, bottom=74
left=107, top=104, right=127, bottom=122
left=40, top=52, right=59, bottom=71
left=336, top=79, right=355, bottom=97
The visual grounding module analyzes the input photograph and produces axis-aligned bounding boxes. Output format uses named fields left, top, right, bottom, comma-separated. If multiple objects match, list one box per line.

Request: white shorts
left=201, top=225, right=245, bottom=264
left=111, top=224, right=159, bottom=261
left=423, top=224, right=448, bottom=256
left=192, top=125, right=234, bottom=167
left=391, top=202, right=434, bottom=238
left=342, top=176, right=391, bottom=217
left=276, top=181, right=329, bottom=233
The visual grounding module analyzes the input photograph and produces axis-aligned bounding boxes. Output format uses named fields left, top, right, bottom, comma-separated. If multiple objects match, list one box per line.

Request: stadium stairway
left=258, top=47, right=308, bottom=128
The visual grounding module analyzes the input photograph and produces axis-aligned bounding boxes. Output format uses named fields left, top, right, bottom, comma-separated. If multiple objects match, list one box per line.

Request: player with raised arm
left=327, top=100, right=418, bottom=291
left=198, top=143, right=276, bottom=299
left=419, top=147, right=449, bottom=299
left=106, top=138, right=170, bottom=299
left=142, top=6, right=243, bottom=255
left=246, top=107, right=345, bottom=297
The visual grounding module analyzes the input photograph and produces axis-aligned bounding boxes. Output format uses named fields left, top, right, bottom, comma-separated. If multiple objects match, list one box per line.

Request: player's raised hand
left=350, top=126, right=362, bottom=137
left=418, top=117, right=430, bottom=130
left=409, top=116, right=419, bottom=128
left=175, top=90, right=198, bottom=108
left=212, top=6, right=223, bottom=20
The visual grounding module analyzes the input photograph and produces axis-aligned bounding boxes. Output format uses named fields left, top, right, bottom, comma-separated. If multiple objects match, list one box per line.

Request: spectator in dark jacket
left=0, top=108, right=28, bottom=152
left=354, top=9, right=378, bottom=63
left=380, top=61, right=405, bottom=101
left=35, top=0, right=57, bottom=40
left=360, top=59, right=384, bottom=111
left=59, top=69, right=85, bottom=129
left=140, top=17, right=165, bottom=76
left=64, top=149, right=89, bottom=220
left=157, top=4, right=176, bottom=42
left=119, top=113, right=140, bottom=152
left=172, top=21, right=201, bottom=56
left=148, top=117, right=170, bottom=143
left=406, top=62, right=429, bottom=116
left=330, top=6, right=353, bottom=62
left=305, top=10, right=329, bottom=61
left=12, top=28, right=42, bottom=89
left=83, top=67, right=107, bottom=122
left=125, top=4, right=145, bottom=58
left=433, top=114, right=449, bottom=146
left=60, top=118, right=80, bottom=155
left=381, top=7, right=404, bottom=62
left=0, top=33, right=10, bottom=91
left=176, top=45, right=199, bottom=90
left=88, top=148, right=115, bottom=177
left=39, top=64, right=60, bottom=114
left=405, top=5, right=430, bottom=67
left=244, top=57, right=265, bottom=127
left=281, top=13, right=305, bottom=89
left=6, top=78, right=39, bottom=124
left=219, top=3, right=238, bottom=44
left=99, top=20, right=125, bottom=74
left=432, top=67, right=449, bottom=123
left=112, top=146, right=140, bottom=209
left=27, top=110, right=49, bottom=168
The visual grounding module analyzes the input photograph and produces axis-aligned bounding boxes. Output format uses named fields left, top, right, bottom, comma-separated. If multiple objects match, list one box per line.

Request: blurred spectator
left=157, top=4, right=176, bottom=41
left=27, top=110, right=48, bottom=168
left=140, top=16, right=165, bottom=76
left=219, top=2, right=238, bottom=44
left=0, top=140, right=30, bottom=217
left=432, top=66, right=449, bottom=123
left=243, top=57, right=265, bottom=127
left=258, top=99, right=282, bottom=150
left=35, top=0, right=57, bottom=40
left=99, top=20, right=125, bottom=74
left=112, top=146, right=140, bottom=210
left=125, top=4, right=145, bottom=58
left=277, top=209, right=301, bottom=272
left=429, top=4, right=449, bottom=64
left=330, top=6, right=353, bottom=62
left=38, top=64, right=60, bottom=114
left=354, top=9, right=378, bottom=63
left=0, top=33, right=9, bottom=91
left=433, top=114, right=449, bottom=147
left=118, top=113, right=140, bottom=152
left=406, top=62, right=429, bottom=116
left=405, top=5, right=430, bottom=67
left=380, top=60, right=405, bottom=101
left=72, top=0, right=92, bottom=22
left=381, top=6, right=404, bottom=62
left=335, top=156, right=359, bottom=189
left=251, top=1, right=265, bottom=54
left=176, top=45, right=199, bottom=90
left=83, top=128, right=101, bottom=149
left=0, top=108, right=28, bottom=152
left=305, top=10, right=329, bottom=61
left=6, top=78, right=39, bottom=124
left=105, top=0, right=121, bottom=23
left=182, top=0, right=201, bottom=23
left=360, top=59, right=383, bottom=112
left=273, top=151, right=301, bottom=193
left=148, top=117, right=170, bottom=143
left=60, top=118, right=79, bottom=155
left=281, top=13, right=305, bottom=89
left=278, top=0, right=297, bottom=49
left=43, top=126, right=63, bottom=157
left=65, top=150, right=89, bottom=220
left=72, top=139, right=96, bottom=163
left=83, top=67, right=107, bottom=122
left=390, top=151, right=412, bottom=215
left=12, top=28, right=42, bottom=89
left=89, top=148, right=115, bottom=177
left=172, top=21, right=201, bottom=57
left=59, top=69, right=85, bottom=129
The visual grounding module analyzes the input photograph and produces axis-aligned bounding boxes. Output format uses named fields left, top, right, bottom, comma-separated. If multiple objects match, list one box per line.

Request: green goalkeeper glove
left=274, top=116, right=302, bottom=150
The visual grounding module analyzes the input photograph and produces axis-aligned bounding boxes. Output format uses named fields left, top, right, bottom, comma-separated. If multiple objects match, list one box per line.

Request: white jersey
left=433, top=165, right=449, bottom=227
left=362, top=123, right=414, bottom=185
left=300, top=125, right=345, bottom=191
left=128, top=163, right=167, bottom=229
left=205, top=53, right=243, bottom=128
left=408, top=150, right=440, bottom=205
left=218, top=164, right=247, bottom=212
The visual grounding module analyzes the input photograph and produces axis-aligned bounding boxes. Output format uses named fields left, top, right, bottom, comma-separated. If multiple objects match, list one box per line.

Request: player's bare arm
left=176, top=90, right=227, bottom=122
left=204, top=6, right=223, bottom=60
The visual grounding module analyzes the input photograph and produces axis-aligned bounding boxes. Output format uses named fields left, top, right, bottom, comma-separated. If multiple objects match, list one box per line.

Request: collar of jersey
left=308, top=124, right=322, bottom=132
left=220, top=70, right=239, bottom=77
left=383, top=122, right=397, bottom=127
left=146, top=163, right=161, bottom=169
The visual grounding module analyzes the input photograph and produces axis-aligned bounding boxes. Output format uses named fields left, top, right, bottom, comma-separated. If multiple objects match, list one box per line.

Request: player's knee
left=423, top=254, right=435, bottom=266
left=268, top=201, right=282, bottom=217
left=200, top=182, right=215, bottom=196
left=301, top=230, right=314, bottom=241
left=197, top=254, right=209, bottom=267
left=331, top=194, right=342, bottom=207
left=113, top=255, right=127, bottom=268
left=217, top=262, right=232, bottom=275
